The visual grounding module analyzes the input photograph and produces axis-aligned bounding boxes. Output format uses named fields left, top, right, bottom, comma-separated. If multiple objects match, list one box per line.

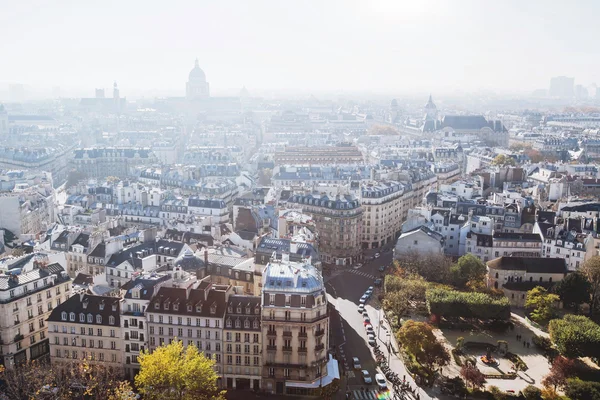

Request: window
left=61, top=312, right=67, bottom=321
left=96, top=315, right=102, bottom=324
left=109, top=316, right=115, bottom=325
left=69, top=312, right=75, bottom=321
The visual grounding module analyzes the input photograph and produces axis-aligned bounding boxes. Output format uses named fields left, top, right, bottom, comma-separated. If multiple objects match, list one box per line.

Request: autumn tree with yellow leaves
left=135, top=340, right=225, bottom=400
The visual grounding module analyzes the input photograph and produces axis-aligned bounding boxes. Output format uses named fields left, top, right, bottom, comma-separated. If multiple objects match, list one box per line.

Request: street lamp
left=387, top=333, right=391, bottom=365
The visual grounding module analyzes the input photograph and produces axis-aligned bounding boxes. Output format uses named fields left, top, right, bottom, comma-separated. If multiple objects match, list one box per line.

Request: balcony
left=314, top=344, right=324, bottom=352
left=315, top=329, right=325, bottom=337
left=266, top=345, right=277, bottom=351
left=282, top=331, right=292, bottom=338
left=266, top=330, right=277, bottom=337
left=298, top=347, right=308, bottom=353
left=14, top=334, right=24, bottom=342
left=282, top=346, right=293, bottom=352
left=298, top=331, right=308, bottom=338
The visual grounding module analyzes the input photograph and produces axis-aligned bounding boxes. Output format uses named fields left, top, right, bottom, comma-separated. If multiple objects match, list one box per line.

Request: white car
left=362, top=370, right=372, bottom=384
left=375, top=373, right=387, bottom=390
left=374, top=253, right=380, bottom=258
left=353, top=263, right=363, bottom=269
left=367, top=333, right=376, bottom=346
left=359, top=294, right=368, bottom=304
left=352, top=357, right=361, bottom=369
left=358, top=304, right=365, bottom=313
left=366, top=324, right=374, bottom=334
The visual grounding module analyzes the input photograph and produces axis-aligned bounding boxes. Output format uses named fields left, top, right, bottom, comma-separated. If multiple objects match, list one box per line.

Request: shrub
left=564, top=378, right=600, bottom=400
left=452, top=348, right=463, bottom=366
left=506, top=352, right=528, bottom=372
left=522, top=385, right=542, bottom=400
left=532, top=334, right=559, bottom=361
left=426, top=288, right=511, bottom=320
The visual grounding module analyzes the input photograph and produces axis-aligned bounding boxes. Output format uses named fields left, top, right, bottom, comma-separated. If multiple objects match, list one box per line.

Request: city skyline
left=1, top=0, right=599, bottom=97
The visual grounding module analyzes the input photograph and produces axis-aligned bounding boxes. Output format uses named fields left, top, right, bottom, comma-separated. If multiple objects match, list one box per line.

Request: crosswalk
left=347, top=269, right=377, bottom=280
left=350, top=389, right=392, bottom=399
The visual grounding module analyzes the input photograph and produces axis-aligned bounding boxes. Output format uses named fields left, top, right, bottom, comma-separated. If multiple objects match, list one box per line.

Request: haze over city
left=1, top=0, right=600, bottom=98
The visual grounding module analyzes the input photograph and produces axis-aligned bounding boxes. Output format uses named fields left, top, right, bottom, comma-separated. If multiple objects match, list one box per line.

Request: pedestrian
left=527, top=342, right=530, bottom=348
left=516, top=334, right=519, bottom=341
left=523, top=340, right=526, bottom=347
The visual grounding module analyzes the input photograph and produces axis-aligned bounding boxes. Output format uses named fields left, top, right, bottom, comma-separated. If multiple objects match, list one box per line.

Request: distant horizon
left=2, top=0, right=599, bottom=99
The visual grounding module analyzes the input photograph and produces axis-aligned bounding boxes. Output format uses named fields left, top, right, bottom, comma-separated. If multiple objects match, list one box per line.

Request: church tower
left=186, top=59, right=210, bottom=100
left=424, top=94, right=437, bottom=119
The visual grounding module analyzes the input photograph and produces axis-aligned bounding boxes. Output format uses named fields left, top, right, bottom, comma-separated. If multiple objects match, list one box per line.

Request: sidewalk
left=511, top=312, right=549, bottom=338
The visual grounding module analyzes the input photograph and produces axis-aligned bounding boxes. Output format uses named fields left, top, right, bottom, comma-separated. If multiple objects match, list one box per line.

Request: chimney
left=204, top=249, right=208, bottom=265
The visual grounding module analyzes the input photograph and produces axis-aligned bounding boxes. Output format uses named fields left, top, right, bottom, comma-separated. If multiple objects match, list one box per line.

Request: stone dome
left=189, top=59, right=206, bottom=81
left=174, top=248, right=205, bottom=271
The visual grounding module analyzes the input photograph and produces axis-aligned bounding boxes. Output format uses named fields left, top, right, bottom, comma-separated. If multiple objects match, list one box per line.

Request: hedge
left=548, top=314, right=600, bottom=359
left=426, top=288, right=511, bottom=320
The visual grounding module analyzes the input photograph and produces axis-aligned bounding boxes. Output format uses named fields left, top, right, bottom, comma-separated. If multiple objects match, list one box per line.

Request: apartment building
left=47, top=293, right=122, bottom=370
left=0, top=258, right=71, bottom=368
left=287, top=192, right=362, bottom=266
left=71, top=148, right=157, bottom=178
left=492, top=232, right=542, bottom=258
left=146, top=280, right=232, bottom=387
left=261, top=256, right=338, bottom=396
left=360, top=181, right=408, bottom=249
left=223, top=295, right=262, bottom=391
left=120, top=272, right=171, bottom=380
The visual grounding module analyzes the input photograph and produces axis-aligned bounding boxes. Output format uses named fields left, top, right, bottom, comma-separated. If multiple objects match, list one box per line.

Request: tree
left=548, top=314, right=600, bottom=359
left=554, top=272, right=591, bottom=312
left=11, top=247, right=26, bottom=257
left=395, top=250, right=452, bottom=283
left=426, top=288, right=511, bottom=320
left=460, top=364, right=485, bottom=389
left=522, top=385, right=542, bottom=400
left=524, top=149, right=544, bottom=163
left=383, top=290, right=409, bottom=318
left=565, top=378, right=600, bottom=400
left=541, top=356, right=576, bottom=390
left=525, top=286, right=559, bottom=323
left=450, top=254, right=486, bottom=289
left=491, top=154, right=516, bottom=166
left=368, top=124, right=399, bottom=136
left=581, top=256, right=600, bottom=316
left=396, top=321, right=450, bottom=374
left=257, top=168, right=273, bottom=186
left=135, top=340, right=225, bottom=400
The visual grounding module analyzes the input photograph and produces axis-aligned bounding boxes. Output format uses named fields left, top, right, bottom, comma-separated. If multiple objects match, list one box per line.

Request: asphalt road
left=326, top=250, right=395, bottom=398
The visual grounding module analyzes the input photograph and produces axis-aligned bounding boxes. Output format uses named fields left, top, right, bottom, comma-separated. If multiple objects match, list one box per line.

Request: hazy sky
left=1, top=0, right=598, bottom=96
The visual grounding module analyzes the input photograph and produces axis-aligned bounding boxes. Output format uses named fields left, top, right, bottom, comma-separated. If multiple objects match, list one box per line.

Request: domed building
left=186, top=59, right=210, bottom=100
left=173, top=248, right=206, bottom=276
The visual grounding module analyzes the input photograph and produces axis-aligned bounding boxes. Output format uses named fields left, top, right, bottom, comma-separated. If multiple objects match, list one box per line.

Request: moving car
left=352, top=357, right=361, bottom=369
left=362, top=370, right=372, bottom=384
left=375, top=373, right=388, bottom=390
left=353, top=263, right=363, bottom=269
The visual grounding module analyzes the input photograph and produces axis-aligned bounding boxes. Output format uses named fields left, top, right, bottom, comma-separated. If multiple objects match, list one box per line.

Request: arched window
left=244, top=320, right=250, bottom=328
left=253, top=320, right=259, bottom=329
left=495, top=272, right=499, bottom=279
left=79, top=313, right=85, bottom=322
left=226, top=319, right=232, bottom=328
left=69, top=312, right=76, bottom=321
left=61, top=311, right=67, bottom=321
left=235, top=319, right=241, bottom=328
left=87, top=314, right=93, bottom=323
left=494, top=281, right=498, bottom=289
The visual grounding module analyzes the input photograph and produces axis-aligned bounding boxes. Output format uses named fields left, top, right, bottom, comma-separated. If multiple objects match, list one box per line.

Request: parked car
left=367, top=335, right=376, bottom=346
left=353, top=263, right=363, bottom=269
left=360, top=294, right=368, bottom=304
left=358, top=304, right=365, bottom=313
left=374, top=253, right=380, bottom=258
left=378, top=265, right=385, bottom=272
left=374, top=278, right=383, bottom=287
left=353, top=357, right=361, bottom=369
left=362, top=370, right=372, bottom=384
left=375, top=373, right=388, bottom=390
left=363, top=317, right=371, bottom=326
left=362, top=311, right=369, bottom=318
left=366, top=324, right=374, bottom=335
left=367, top=286, right=374, bottom=292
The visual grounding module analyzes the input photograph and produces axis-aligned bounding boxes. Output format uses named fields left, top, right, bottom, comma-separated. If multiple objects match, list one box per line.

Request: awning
left=285, top=355, right=340, bottom=389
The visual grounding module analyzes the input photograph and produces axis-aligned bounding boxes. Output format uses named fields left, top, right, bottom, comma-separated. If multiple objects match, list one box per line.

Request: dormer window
left=61, top=311, right=67, bottom=321
left=226, top=319, right=232, bottom=328
left=164, top=302, right=169, bottom=310
left=187, top=305, right=192, bottom=312
left=253, top=320, right=259, bottom=329
left=235, top=319, right=241, bottom=328
left=109, top=316, right=115, bottom=325
left=87, top=314, right=93, bottom=323
left=79, top=313, right=85, bottom=322
left=154, top=303, right=159, bottom=309
left=228, top=306, right=233, bottom=313
left=99, top=301, right=105, bottom=311
left=210, top=305, right=216, bottom=315
left=237, top=307, right=242, bottom=314
left=246, top=306, right=250, bottom=314
left=196, top=305, right=202, bottom=312
left=174, top=304, right=179, bottom=311
left=255, top=307, right=260, bottom=315
left=96, top=315, right=102, bottom=324
left=244, top=320, right=250, bottom=328
left=69, top=312, right=75, bottom=322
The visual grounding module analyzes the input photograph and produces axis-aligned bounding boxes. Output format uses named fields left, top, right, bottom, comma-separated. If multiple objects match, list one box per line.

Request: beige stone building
left=261, top=256, right=338, bottom=396
left=47, top=293, right=123, bottom=371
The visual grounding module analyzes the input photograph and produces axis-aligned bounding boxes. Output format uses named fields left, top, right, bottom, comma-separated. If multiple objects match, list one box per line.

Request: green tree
left=549, top=314, right=600, bottom=359
left=565, top=378, right=600, bottom=400
left=581, top=256, right=600, bottom=316
left=525, top=286, right=559, bottom=323
left=135, top=340, right=225, bottom=400
left=383, top=290, right=409, bottom=318
left=450, top=254, right=487, bottom=289
left=491, top=154, right=516, bottom=166
left=554, top=272, right=591, bottom=312
left=522, top=385, right=542, bottom=400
